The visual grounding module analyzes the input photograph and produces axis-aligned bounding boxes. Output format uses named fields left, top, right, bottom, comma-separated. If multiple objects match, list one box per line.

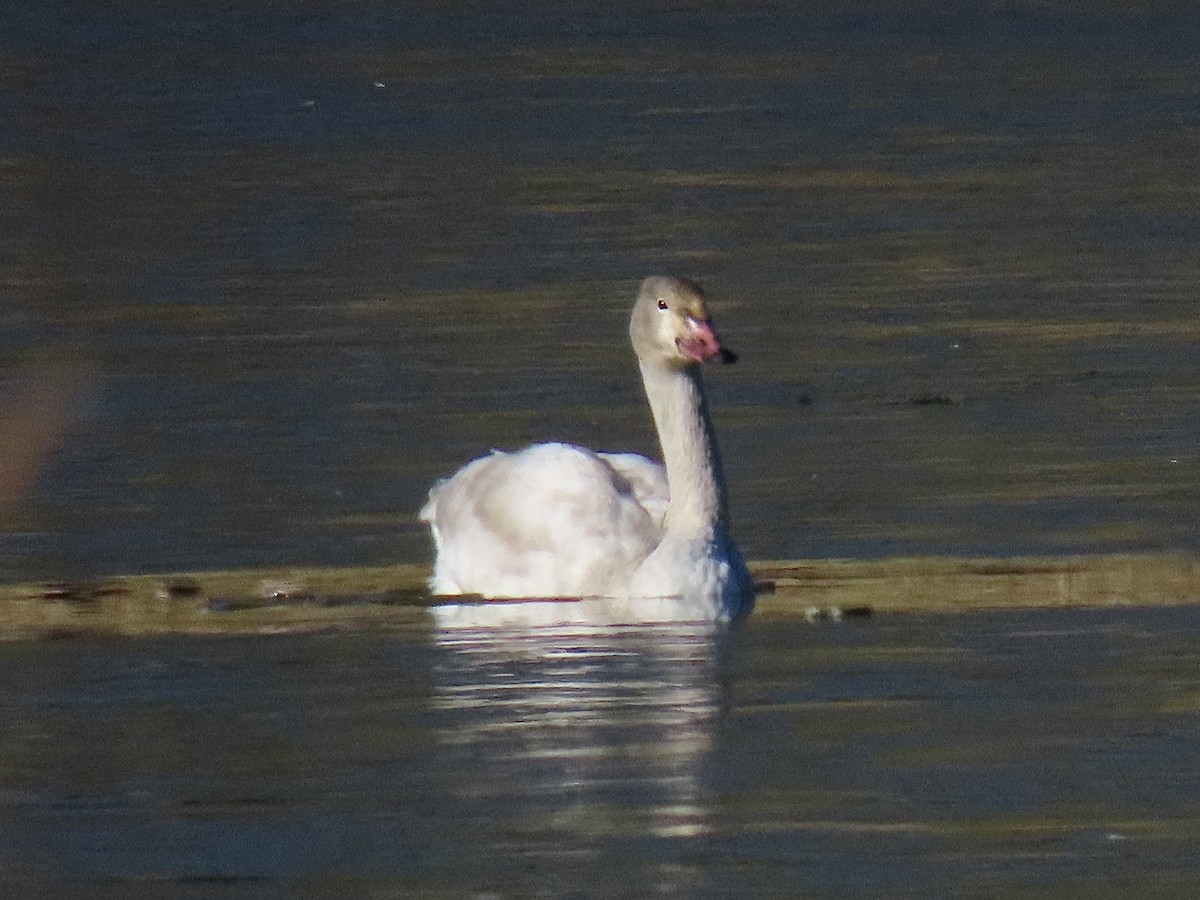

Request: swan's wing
left=595, top=452, right=669, bottom=528
left=421, top=443, right=662, bottom=598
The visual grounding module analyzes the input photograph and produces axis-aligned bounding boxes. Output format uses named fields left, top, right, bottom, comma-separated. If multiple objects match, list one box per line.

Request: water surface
left=4, top=7, right=1199, bottom=897
left=3, top=608, right=1200, bottom=896
left=2, top=2, right=1199, bottom=580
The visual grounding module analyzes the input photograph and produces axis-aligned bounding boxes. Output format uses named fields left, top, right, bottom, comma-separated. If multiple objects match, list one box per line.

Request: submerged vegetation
left=1, top=554, right=1197, bottom=639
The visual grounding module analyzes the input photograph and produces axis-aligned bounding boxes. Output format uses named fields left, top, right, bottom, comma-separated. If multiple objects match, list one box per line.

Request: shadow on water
left=2, top=609, right=1200, bottom=896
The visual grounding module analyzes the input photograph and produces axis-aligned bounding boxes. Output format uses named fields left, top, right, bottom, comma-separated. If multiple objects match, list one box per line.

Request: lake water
left=3, top=607, right=1200, bottom=896
left=3, top=5, right=1200, bottom=895
left=2, top=2, right=1200, bottom=581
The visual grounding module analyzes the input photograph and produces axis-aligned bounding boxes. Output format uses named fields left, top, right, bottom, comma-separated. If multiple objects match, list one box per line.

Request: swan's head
left=631, top=276, right=737, bottom=368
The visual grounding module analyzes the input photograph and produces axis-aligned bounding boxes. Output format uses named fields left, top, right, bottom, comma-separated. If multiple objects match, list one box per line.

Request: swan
left=419, top=275, right=755, bottom=624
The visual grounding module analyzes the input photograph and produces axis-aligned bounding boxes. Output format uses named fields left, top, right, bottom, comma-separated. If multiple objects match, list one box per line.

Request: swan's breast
left=627, top=528, right=755, bottom=621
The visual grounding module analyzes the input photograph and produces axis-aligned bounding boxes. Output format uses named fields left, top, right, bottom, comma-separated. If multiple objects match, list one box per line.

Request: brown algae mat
left=0, top=555, right=1198, bottom=640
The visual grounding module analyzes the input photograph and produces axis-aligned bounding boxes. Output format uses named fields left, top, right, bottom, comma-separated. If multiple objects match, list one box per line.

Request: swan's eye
left=657, top=298, right=668, bottom=311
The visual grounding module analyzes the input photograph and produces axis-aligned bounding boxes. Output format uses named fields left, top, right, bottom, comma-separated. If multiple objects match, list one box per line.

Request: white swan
left=419, top=276, right=755, bottom=624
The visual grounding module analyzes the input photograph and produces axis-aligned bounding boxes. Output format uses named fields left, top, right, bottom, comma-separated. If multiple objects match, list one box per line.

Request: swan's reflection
left=429, top=605, right=725, bottom=845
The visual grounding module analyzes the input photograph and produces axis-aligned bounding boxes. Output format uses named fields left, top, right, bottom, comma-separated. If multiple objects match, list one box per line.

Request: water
left=4, top=7, right=1200, bottom=893
left=2, top=2, right=1200, bottom=580
left=2, top=608, right=1199, bottom=896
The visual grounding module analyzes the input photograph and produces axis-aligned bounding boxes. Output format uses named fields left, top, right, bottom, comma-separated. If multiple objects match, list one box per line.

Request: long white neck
left=639, top=360, right=728, bottom=539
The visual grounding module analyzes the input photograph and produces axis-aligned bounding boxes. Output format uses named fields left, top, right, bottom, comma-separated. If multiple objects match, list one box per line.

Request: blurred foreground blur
left=0, top=356, right=96, bottom=523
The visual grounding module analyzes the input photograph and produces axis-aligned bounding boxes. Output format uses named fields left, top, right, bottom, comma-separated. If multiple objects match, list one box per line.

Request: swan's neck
left=640, top=360, right=728, bottom=539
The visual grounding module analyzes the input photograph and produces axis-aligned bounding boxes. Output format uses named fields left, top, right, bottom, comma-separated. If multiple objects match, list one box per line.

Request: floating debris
left=158, top=580, right=203, bottom=601
left=803, top=604, right=873, bottom=623
left=41, top=584, right=87, bottom=603
left=909, top=394, right=958, bottom=407
left=39, top=582, right=128, bottom=604
left=258, top=580, right=308, bottom=602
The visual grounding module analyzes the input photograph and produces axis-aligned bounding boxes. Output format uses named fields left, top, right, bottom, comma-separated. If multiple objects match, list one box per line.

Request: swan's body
left=420, top=276, right=754, bottom=624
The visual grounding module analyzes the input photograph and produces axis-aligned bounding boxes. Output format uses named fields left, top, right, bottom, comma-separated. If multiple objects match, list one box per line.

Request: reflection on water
left=433, top=621, right=721, bottom=850
left=3, top=609, right=1200, bottom=896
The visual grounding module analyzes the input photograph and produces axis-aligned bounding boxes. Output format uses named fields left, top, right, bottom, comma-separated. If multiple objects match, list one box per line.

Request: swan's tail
left=418, top=479, right=446, bottom=524
left=419, top=482, right=458, bottom=594
left=418, top=495, right=435, bottom=523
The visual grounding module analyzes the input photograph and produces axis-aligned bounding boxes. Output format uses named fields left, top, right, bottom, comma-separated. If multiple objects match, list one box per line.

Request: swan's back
left=421, top=442, right=665, bottom=598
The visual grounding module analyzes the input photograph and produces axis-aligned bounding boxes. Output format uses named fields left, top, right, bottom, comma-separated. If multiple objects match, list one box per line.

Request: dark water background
left=6, top=7, right=1200, bottom=897
left=2, top=2, right=1199, bottom=581
left=3, top=608, right=1200, bottom=897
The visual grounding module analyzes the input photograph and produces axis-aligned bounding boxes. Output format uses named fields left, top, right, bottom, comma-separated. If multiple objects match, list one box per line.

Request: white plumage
left=420, top=276, right=755, bottom=624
